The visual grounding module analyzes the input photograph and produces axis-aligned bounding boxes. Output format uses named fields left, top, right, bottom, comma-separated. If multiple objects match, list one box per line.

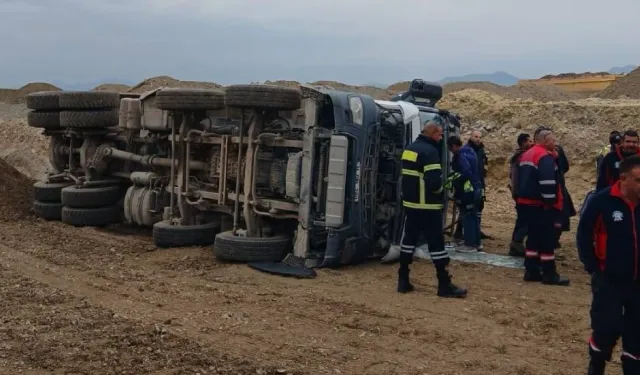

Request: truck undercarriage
left=28, top=80, right=458, bottom=269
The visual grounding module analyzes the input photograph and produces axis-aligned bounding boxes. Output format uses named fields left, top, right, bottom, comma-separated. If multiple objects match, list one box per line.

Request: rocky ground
left=1, top=79, right=638, bottom=374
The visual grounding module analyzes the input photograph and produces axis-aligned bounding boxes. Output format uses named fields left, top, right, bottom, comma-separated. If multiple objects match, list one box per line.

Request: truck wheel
left=152, top=220, right=221, bottom=248
left=224, top=85, right=301, bottom=110
left=213, top=231, right=292, bottom=262
left=33, top=201, right=63, bottom=221
left=26, top=91, right=60, bottom=110
left=61, top=185, right=125, bottom=208
left=154, top=88, right=225, bottom=111
left=58, top=91, right=120, bottom=110
left=61, top=205, right=121, bottom=227
left=27, top=110, right=61, bottom=129
left=60, top=109, right=119, bottom=128
left=33, top=180, right=73, bottom=202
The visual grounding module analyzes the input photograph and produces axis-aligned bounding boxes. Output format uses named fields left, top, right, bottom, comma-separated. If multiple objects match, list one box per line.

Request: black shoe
left=542, top=273, right=571, bottom=286
left=509, top=241, right=525, bottom=257
left=397, top=278, right=415, bottom=293
left=523, top=270, right=542, bottom=282
left=437, top=282, right=468, bottom=298
left=588, top=359, right=605, bottom=375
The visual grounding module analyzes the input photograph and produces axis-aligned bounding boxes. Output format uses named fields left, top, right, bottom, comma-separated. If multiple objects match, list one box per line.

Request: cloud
left=0, top=0, right=638, bottom=87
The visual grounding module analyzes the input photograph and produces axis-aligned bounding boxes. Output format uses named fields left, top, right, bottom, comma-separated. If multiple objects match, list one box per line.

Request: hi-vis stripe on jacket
left=401, top=134, right=444, bottom=210
left=516, top=144, right=563, bottom=210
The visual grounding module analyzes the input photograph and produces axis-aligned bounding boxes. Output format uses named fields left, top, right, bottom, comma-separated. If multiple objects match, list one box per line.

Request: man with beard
left=596, top=131, right=621, bottom=176
left=508, top=133, right=533, bottom=256
left=597, top=130, right=640, bottom=191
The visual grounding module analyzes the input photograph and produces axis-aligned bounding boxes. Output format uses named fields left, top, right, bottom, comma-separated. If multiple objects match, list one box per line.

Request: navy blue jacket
left=451, top=145, right=481, bottom=204
left=577, top=182, right=640, bottom=283
left=401, top=134, right=444, bottom=210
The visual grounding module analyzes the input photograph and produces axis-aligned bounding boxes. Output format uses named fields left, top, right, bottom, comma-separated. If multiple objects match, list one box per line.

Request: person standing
left=397, top=120, right=467, bottom=298
left=447, top=135, right=483, bottom=253
left=468, top=130, right=491, bottom=239
left=596, top=130, right=640, bottom=191
left=577, top=155, right=640, bottom=375
left=508, top=133, right=533, bottom=257
left=596, top=131, right=621, bottom=177
left=516, top=128, right=570, bottom=285
left=553, top=142, right=576, bottom=249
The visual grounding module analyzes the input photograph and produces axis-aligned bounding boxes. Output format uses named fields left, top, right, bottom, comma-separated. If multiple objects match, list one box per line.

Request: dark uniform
left=398, top=134, right=467, bottom=297
left=577, top=182, right=640, bottom=375
left=597, top=146, right=640, bottom=191
left=516, top=144, right=570, bottom=285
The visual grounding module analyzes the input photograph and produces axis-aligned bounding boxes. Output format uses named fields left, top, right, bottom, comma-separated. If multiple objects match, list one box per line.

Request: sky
left=0, top=0, right=639, bottom=88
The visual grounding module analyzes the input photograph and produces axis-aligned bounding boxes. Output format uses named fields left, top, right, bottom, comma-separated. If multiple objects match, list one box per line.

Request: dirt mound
left=92, top=83, right=131, bottom=92
left=127, top=76, right=223, bottom=94
left=540, top=71, right=612, bottom=79
left=17, top=82, right=61, bottom=96
left=440, top=89, right=640, bottom=166
left=0, top=158, right=33, bottom=221
left=597, top=66, right=640, bottom=99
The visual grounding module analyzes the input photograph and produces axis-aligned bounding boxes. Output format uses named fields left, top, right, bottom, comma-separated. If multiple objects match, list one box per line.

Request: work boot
left=509, top=241, right=525, bottom=257
left=587, top=358, right=606, bottom=375
left=397, top=266, right=414, bottom=293
left=436, top=270, right=467, bottom=298
left=541, top=260, right=571, bottom=286
left=523, top=270, right=542, bottom=282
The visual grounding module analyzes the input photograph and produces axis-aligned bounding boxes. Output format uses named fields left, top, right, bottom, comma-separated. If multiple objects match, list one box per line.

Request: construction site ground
left=2, top=76, right=640, bottom=374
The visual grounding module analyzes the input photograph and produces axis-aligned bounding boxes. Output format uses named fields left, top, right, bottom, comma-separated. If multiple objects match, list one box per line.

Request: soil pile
left=92, top=83, right=131, bottom=92
left=0, top=158, right=33, bottom=221
left=597, top=67, right=640, bottom=99
left=440, top=89, right=640, bottom=166
left=541, top=71, right=612, bottom=79
left=0, top=83, right=61, bottom=105
left=127, top=76, right=223, bottom=93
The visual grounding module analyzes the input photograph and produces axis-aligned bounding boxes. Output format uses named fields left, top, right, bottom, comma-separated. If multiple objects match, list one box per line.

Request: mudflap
left=248, top=254, right=317, bottom=279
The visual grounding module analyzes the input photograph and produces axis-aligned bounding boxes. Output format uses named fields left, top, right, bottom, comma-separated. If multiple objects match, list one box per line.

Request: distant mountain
left=608, top=65, right=637, bottom=74
left=437, top=71, right=520, bottom=86
left=51, top=78, right=136, bottom=91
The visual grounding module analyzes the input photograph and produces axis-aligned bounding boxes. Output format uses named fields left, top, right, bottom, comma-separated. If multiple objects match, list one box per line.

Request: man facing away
left=577, top=155, right=640, bottom=375
left=397, top=120, right=467, bottom=298
left=516, top=128, right=570, bottom=286
left=508, top=133, right=533, bottom=256
left=447, top=135, right=483, bottom=253
left=596, top=131, right=621, bottom=177
left=597, top=130, right=640, bottom=191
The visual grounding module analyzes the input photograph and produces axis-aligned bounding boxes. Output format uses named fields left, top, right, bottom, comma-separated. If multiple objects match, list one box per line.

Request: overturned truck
left=28, top=80, right=459, bottom=267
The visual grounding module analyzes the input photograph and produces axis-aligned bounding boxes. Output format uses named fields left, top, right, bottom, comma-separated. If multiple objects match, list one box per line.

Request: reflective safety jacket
left=401, top=134, right=444, bottom=210
left=516, top=144, right=563, bottom=211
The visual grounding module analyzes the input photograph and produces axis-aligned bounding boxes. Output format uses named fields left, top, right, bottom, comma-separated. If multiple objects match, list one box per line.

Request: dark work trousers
left=511, top=204, right=528, bottom=243
left=588, top=274, right=640, bottom=373
left=400, top=209, right=450, bottom=270
left=520, top=205, right=558, bottom=275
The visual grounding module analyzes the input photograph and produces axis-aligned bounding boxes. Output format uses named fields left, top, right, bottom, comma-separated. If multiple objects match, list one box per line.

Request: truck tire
left=33, top=201, right=63, bottom=221
left=33, top=181, right=72, bottom=202
left=224, top=85, right=301, bottom=110
left=27, top=110, right=61, bottom=129
left=61, top=185, right=125, bottom=208
left=60, top=109, right=119, bottom=128
left=152, top=220, right=221, bottom=248
left=58, top=91, right=120, bottom=110
left=213, top=231, right=291, bottom=262
left=154, top=88, right=225, bottom=111
left=61, top=205, right=121, bottom=227
left=26, top=92, right=60, bottom=110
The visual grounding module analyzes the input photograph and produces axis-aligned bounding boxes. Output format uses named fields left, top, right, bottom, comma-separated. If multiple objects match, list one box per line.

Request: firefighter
left=596, top=129, right=640, bottom=191
left=516, top=128, right=570, bottom=285
left=398, top=119, right=467, bottom=298
left=577, top=155, right=640, bottom=375
left=595, top=131, right=621, bottom=177
left=508, top=133, right=533, bottom=256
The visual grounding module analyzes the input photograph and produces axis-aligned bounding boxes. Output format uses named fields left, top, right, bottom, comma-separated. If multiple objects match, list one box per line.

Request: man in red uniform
left=596, top=130, right=640, bottom=191
left=577, top=155, right=640, bottom=375
left=516, top=128, right=570, bottom=285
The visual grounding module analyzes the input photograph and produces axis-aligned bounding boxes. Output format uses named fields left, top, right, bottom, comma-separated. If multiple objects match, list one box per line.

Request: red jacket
left=516, top=144, right=563, bottom=211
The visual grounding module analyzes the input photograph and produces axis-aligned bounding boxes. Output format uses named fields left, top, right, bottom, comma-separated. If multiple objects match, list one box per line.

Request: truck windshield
left=419, top=112, right=444, bottom=126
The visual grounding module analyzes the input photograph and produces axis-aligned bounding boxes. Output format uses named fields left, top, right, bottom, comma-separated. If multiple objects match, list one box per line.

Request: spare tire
left=60, top=109, right=119, bottom=128
left=61, top=185, right=125, bottom=208
left=213, top=230, right=291, bottom=262
left=58, top=91, right=120, bottom=110
left=26, top=92, right=60, bottom=110
left=224, top=85, right=301, bottom=110
left=152, top=220, right=221, bottom=248
left=154, top=88, right=225, bottom=111
left=27, top=110, right=61, bottom=129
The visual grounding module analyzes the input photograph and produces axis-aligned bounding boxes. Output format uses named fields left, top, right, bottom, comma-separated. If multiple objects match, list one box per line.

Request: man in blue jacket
left=577, top=155, right=640, bottom=375
left=447, top=135, right=483, bottom=253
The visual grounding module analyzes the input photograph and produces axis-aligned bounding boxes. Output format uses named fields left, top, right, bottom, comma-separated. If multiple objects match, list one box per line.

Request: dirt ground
left=0, top=81, right=635, bottom=374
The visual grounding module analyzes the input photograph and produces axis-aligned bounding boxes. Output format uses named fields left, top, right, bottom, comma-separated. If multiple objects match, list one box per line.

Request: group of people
left=399, top=118, right=640, bottom=374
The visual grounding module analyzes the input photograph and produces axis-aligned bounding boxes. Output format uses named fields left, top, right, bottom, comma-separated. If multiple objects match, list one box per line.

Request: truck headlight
left=349, top=96, right=363, bottom=126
